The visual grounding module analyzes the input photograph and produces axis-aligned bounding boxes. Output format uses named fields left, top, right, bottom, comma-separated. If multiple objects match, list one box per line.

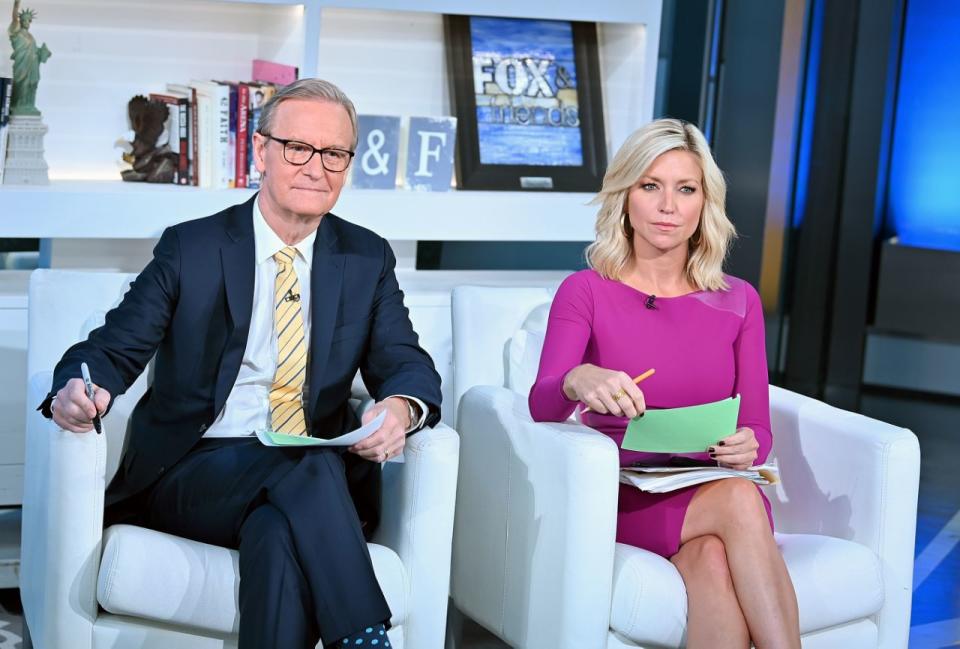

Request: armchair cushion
left=97, top=524, right=409, bottom=636
left=609, top=543, right=686, bottom=647
left=608, top=532, right=883, bottom=647
left=780, top=533, right=883, bottom=634
left=506, top=302, right=550, bottom=396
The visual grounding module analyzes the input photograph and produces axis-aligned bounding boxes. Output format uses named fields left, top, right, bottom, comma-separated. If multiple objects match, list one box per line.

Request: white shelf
left=0, top=181, right=597, bottom=241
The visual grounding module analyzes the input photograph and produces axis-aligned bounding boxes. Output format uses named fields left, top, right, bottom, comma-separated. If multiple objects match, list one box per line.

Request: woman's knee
left=672, top=534, right=731, bottom=585
left=711, top=478, right=769, bottom=533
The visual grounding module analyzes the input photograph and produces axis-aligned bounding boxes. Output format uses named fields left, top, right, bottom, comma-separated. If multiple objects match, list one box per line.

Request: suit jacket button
left=158, top=466, right=166, bottom=475
left=198, top=424, right=208, bottom=433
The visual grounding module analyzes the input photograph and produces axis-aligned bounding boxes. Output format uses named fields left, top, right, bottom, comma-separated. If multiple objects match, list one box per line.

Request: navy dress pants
left=134, top=438, right=391, bottom=649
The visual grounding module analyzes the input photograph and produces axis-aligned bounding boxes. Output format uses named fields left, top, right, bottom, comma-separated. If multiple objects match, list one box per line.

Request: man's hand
left=51, top=378, right=110, bottom=434
left=348, top=397, right=410, bottom=463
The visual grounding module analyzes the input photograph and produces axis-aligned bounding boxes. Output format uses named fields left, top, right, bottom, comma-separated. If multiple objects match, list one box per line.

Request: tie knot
left=274, top=247, right=297, bottom=266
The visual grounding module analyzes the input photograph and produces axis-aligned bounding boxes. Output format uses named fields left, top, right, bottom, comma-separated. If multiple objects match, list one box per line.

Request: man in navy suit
left=41, top=78, right=441, bottom=649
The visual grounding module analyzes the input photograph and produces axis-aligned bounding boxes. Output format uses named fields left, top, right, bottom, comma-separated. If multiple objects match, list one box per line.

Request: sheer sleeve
left=528, top=272, right=594, bottom=422
left=733, top=283, right=773, bottom=463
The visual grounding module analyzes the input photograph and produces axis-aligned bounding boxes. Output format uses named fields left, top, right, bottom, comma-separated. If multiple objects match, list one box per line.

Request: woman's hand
left=562, top=364, right=646, bottom=418
left=709, top=427, right=759, bottom=470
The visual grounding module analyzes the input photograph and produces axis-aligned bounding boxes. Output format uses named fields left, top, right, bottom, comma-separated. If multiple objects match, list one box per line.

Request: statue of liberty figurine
left=9, top=0, right=52, bottom=116
left=3, top=0, right=51, bottom=183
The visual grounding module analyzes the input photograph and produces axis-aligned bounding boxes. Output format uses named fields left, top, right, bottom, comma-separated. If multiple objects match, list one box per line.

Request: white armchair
left=20, top=269, right=460, bottom=649
left=448, top=285, right=920, bottom=649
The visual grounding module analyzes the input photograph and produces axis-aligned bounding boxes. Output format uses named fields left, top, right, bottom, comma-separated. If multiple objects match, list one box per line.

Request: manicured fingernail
left=708, top=446, right=716, bottom=453
left=709, top=453, right=717, bottom=459
left=718, top=441, right=725, bottom=446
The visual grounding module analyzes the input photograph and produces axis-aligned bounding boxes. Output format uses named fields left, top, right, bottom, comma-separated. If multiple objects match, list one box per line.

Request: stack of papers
left=619, top=462, right=779, bottom=493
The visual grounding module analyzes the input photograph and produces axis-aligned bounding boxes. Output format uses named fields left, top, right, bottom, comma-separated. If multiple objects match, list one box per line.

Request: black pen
left=80, top=362, right=103, bottom=434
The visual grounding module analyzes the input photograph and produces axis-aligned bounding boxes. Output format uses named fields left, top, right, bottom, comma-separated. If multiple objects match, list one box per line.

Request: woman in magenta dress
left=529, top=119, right=800, bottom=649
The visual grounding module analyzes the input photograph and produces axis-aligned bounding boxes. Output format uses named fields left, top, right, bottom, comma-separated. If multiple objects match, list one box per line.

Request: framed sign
left=444, top=15, right=607, bottom=192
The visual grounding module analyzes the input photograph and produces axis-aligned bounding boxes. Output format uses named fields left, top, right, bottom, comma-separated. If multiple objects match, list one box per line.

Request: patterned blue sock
left=328, top=623, right=390, bottom=648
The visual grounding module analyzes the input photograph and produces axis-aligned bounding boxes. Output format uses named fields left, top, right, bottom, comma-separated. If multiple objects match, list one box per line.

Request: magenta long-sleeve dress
left=528, top=269, right=774, bottom=558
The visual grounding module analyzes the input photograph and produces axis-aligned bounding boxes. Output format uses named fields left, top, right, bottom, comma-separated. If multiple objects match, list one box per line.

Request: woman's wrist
left=561, top=365, right=585, bottom=401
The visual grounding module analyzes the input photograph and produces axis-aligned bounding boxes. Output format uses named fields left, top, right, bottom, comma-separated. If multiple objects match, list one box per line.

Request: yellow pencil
left=581, top=368, right=656, bottom=414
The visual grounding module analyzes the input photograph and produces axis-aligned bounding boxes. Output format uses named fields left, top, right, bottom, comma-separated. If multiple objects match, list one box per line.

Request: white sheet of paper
left=254, top=410, right=405, bottom=462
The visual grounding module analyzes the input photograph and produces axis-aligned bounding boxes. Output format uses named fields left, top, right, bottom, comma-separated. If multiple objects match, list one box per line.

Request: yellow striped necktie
left=269, top=246, right=308, bottom=436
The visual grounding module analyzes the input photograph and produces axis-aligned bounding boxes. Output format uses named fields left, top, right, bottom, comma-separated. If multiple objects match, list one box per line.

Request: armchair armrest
left=452, top=385, right=620, bottom=649
left=21, top=371, right=107, bottom=649
left=373, top=423, right=460, bottom=649
left=767, top=385, right=920, bottom=649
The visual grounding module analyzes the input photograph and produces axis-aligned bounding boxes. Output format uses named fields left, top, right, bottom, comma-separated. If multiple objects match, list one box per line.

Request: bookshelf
left=0, top=0, right=661, bottom=243
left=0, top=0, right=661, bottom=509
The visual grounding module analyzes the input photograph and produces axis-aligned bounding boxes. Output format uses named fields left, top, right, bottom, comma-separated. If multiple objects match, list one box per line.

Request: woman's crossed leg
left=672, top=478, right=800, bottom=649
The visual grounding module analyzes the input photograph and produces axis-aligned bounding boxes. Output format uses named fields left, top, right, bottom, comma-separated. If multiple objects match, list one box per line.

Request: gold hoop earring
left=621, top=212, right=633, bottom=238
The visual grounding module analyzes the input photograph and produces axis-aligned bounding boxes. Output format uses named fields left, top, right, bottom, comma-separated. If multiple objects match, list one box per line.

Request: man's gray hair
left=256, top=78, right=358, bottom=148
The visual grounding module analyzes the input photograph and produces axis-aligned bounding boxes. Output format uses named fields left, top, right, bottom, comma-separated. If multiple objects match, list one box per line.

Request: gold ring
left=612, top=389, right=626, bottom=401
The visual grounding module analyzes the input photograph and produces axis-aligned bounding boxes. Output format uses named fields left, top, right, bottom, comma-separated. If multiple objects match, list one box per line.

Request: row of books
left=0, top=77, right=12, bottom=183
left=148, top=80, right=280, bottom=189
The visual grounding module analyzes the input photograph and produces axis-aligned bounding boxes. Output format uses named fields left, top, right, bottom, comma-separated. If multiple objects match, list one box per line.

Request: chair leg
left=445, top=600, right=465, bottom=649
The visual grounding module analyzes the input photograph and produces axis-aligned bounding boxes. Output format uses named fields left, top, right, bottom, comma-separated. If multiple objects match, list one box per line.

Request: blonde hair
left=585, top=118, right=736, bottom=291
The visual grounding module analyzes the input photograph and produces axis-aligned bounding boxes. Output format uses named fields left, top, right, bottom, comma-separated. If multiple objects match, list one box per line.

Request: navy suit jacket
left=45, top=195, right=442, bottom=526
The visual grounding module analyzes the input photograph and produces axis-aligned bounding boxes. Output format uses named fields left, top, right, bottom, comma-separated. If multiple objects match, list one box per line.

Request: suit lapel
left=215, top=198, right=256, bottom=417
left=308, top=215, right=343, bottom=416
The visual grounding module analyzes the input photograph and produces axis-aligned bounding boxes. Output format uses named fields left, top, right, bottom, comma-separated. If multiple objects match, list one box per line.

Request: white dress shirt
left=204, top=198, right=426, bottom=437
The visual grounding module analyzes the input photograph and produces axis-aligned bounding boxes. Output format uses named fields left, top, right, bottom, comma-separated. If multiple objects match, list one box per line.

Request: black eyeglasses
left=262, top=134, right=355, bottom=172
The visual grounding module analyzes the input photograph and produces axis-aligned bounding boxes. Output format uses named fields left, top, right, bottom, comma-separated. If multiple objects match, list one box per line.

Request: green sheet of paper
left=260, top=431, right=329, bottom=446
left=621, top=395, right=741, bottom=453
